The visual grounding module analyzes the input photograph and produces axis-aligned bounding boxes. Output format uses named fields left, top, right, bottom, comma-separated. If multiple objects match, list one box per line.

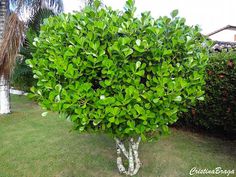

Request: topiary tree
left=27, top=0, right=210, bottom=175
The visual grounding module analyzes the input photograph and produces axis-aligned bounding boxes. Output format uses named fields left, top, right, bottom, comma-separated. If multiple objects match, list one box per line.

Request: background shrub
left=27, top=3, right=209, bottom=140
left=177, top=51, right=236, bottom=137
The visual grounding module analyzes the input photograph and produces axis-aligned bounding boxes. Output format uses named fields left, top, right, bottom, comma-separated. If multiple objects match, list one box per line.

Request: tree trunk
left=0, top=0, right=10, bottom=114
left=115, top=137, right=142, bottom=176
left=0, top=0, right=8, bottom=36
left=0, top=75, right=10, bottom=114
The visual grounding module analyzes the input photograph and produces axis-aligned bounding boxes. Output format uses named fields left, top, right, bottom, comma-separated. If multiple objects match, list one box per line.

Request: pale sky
left=63, top=0, right=236, bottom=42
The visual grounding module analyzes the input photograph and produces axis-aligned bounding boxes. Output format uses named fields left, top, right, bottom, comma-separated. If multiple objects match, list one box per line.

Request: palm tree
left=0, top=0, right=63, bottom=114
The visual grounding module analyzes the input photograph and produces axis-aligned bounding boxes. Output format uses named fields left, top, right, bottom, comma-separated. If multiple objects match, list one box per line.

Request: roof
left=207, top=25, right=236, bottom=37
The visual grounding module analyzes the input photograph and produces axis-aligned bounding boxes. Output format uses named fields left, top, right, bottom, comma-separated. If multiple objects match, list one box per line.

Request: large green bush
left=27, top=0, right=209, bottom=175
left=178, top=51, right=236, bottom=137
left=27, top=8, right=209, bottom=138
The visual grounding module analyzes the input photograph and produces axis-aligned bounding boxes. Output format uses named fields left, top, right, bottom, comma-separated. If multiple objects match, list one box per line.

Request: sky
left=63, top=0, right=236, bottom=42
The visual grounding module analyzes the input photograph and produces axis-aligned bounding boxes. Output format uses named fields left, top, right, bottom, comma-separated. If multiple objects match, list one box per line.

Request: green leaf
left=115, top=119, right=120, bottom=125
left=109, top=117, right=115, bottom=123
left=170, top=9, right=178, bottom=18
left=174, top=96, right=182, bottom=102
left=136, top=70, right=145, bottom=76
left=65, top=64, right=75, bottom=77
left=125, top=128, right=131, bottom=134
left=124, top=0, right=136, bottom=16
left=102, top=59, right=113, bottom=68
left=136, top=61, right=141, bottom=69
left=120, top=37, right=131, bottom=45
left=163, top=49, right=172, bottom=56
left=63, top=104, right=71, bottom=109
left=127, top=120, right=135, bottom=128
left=162, top=125, right=169, bottom=134
left=71, top=115, right=78, bottom=121
left=166, top=108, right=178, bottom=117
left=25, top=59, right=33, bottom=68
left=82, top=83, right=92, bottom=92
left=134, top=104, right=145, bottom=115
left=105, top=80, right=112, bottom=86
left=133, top=46, right=145, bottom=53
left=197, top=96, right=204, bottom=101
left=123, top=47, right=133, bottom=57
left=144, top=103, right=151, bottom=109
left=79, top=127, right=85, bottom=132
left=156, top=87, right=164, bottom=97
left=112, top=107, right=120, bottom=115
left=95, top=21, right=106, bottom=30
left=125, top=86, right=135, bottom=96
left=136, top=39, right=141, bottom=46
left=153, top=98, right=159, bottom=103
left=93, top=119, right=102, bottom=126
left=55, top=84, right=62, bottom=92
left=101, top=97, right=116, bottom=105
left=35, top=71, right=43, bottom=77
left=141, top=134, right=147, bottom=141
left=94, top=0, right=101, bottom=9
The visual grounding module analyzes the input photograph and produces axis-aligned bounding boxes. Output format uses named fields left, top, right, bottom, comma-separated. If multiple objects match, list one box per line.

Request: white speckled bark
left=115, top=137, right=141, bottom=176
left=0, top=0, right=10, bottom=114
left=0, top=75, right=10, bottom=114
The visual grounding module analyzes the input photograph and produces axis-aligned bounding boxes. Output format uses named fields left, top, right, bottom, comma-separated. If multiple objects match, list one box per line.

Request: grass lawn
left=0, top=95, right=235, bottom=177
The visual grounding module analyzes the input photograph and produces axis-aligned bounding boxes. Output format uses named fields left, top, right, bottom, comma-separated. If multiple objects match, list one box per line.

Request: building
left=207, top=25, right=236, bottom=51
left=207, top=25, right=236, bottom=42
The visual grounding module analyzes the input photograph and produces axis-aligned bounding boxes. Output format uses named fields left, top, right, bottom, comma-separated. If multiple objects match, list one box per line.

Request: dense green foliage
left=11, top=56, right=34, bottom=91
left=178, top=51, right=236, bottom=136
left=27, top=0, right=209, bottom=140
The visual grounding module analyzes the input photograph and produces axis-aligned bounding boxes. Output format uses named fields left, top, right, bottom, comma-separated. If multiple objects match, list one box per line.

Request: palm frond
left=0, top=13, right=24, bottom=79
left=19, top=27, right=37, bottom=58
left=20, top=8, right=55, bottom=58
left=30, top=0, right=64, bottom=15
left=12, top=7, right=56, bottom=91
left=0, top=0, right=63, bottom=79
left=28, top=8, right=55, bottom=33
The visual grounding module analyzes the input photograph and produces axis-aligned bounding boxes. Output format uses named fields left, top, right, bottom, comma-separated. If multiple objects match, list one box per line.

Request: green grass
left=0, top=95, right=235, bottom=177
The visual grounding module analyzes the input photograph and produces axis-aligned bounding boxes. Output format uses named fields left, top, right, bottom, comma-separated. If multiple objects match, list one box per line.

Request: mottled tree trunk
left=0, top=0, right=10, bottom=114
left=0, top=75, right=10, bottom=114
left=115, top=137, right=142, bottom=176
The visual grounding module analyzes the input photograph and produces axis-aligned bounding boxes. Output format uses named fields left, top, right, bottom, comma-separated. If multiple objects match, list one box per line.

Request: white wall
left=209, top=30, right=236, bottom=42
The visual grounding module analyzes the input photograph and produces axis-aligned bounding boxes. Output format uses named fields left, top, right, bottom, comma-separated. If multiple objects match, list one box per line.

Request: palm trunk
left=0, top=0, right=10, bottom=114
left=115, top=137, right=142, bottom=176
left=0, top=75, right=10, bottom=114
